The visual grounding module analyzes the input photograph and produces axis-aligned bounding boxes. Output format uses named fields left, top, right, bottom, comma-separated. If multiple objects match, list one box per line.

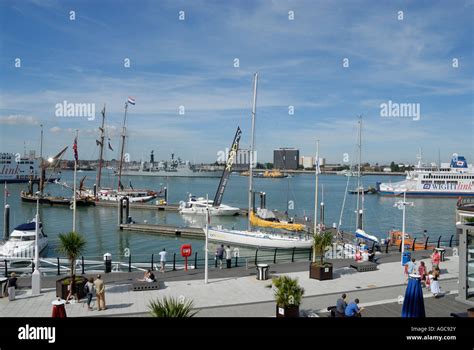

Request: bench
left=350, top=261, right=378, bottom=272
left=132, top=281, right=160, bottom=291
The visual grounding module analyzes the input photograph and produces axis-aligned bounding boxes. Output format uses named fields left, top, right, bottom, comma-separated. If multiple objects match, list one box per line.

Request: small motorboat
left=0, top=219, right=48, bottom=258
left=179, top=195, right=239, bottom=216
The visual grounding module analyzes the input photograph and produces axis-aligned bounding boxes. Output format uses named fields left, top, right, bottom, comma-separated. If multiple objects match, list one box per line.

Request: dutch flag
left=127, top=97, right=136, bottom=105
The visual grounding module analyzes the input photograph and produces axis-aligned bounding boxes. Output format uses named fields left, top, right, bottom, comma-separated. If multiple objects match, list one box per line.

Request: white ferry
left=0, top=153, right=40, bottom=183
left=378, top=154, right=474, bottom=197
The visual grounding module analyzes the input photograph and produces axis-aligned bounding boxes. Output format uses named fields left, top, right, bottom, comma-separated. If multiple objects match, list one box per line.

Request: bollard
left=4, top=259, right=8, bottom=277
left=57, top=257, right=60, bottom=275
left=385, top=243, right=389, bottom=254
left=412, top=238, right=416, bottom=252
left=81, top=256, right=84, bottom=275
left=151, top=254, right=154, bottom=271
left=194, top=252, right=198, bottom=269
left=234, top=256, right=238, bottom=267
left=273, top=248, right=277, bottom=264
left=104, top=253, right=112, bottom=273
left=3, top=204, right=10, bottom=240
left=128, top=254, right=132, bottom=272
left=118, top=199, right=123, bottom=227
left=449, top=235, right=454, bottom=248
left=425, top=237, right=429, bottom=250
left=173, top=253, right=176, bottom=271
left=309, top=249, right=312, bottom=261
left=291, top=247, right=295, bottom=262
left=437, top=236, right=441, bottom=248
left=31, top=260, right=34, bottom=273
left=254, top=248, right=259, bottom=265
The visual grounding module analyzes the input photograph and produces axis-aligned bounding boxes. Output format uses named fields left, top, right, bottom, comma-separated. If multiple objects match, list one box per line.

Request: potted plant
left=55, top=231, right=87, bottom=300
left=272, top=275, right=304, bottom=318
left=148, top=297, right=197, bottom=317
left=310, top=230, right=333, bottom=280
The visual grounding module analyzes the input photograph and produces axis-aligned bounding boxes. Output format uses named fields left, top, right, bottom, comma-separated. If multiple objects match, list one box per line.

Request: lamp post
left=204, top=194, right=209, bottom=284
left=31, top=191, right=41, bottom=295
left=394, top=191, right=414, bottom=266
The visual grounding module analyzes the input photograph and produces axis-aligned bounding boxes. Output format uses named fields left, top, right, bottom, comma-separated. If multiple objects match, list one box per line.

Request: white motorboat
left=179, top=195, right=239, bottom=216
left=0, top=220, right=48, bottom=258
left=206, top=226, right=313, bottom=249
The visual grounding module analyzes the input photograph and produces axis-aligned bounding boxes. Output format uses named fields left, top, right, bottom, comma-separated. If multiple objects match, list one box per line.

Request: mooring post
left=273, top=248, right=277, bottom=264
left=194, top=252, right=198, bottom=269
left=437, top=236, right=441, bottom=248
left=57, top=257, right=60, bottom=275
left=81, top=256, right=85, bottom=275
left=291, top=247, right=295, bottom=262
left=4, top=259, right=8, bottom=277
left=3, top=204, right=10, bottom=240
left=425, top=237, right=429, bottom=250
left=449, top=235, right=454, bottom=248
left=412, top=238, right=416, bottom=252
left=151, top=254, right=154, bottom=271
left=173, top=253, right=176, bottom=271
left=254, top=248, right=259, bottom=265
left=128, top=254, right=132, bottom=272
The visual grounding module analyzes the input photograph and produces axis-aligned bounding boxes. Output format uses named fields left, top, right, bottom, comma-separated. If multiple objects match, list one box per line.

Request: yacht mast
left=96, top=104, right=106, bottom=189
left=117, top=102, right=128, bottom=191
left=356, top=116, right=363, bottom=230
left=248, top=72, right=258, bottom=232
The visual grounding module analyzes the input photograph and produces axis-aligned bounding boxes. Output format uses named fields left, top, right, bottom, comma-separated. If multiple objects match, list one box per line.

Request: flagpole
left=205, top=194, right=209, bottom=284
left=97, top=104, right=106, bottom=190
left=73, top=129, right=78, bottom=232
left=118, top=102, right=128, bottom=191
left=313, top=140, right=319, bottom=234
left=248, top=73, right=258, bottom=232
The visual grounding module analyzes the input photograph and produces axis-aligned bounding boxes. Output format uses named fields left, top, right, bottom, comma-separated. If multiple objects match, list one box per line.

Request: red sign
left=181, top=244, right=192, bottom=257
left=181, top=244, right=192, bottom=272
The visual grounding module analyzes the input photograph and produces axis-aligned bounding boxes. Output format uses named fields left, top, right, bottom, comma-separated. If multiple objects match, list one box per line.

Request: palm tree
left=148, top=297, right=197, bottom=317
left=56, top=231, right=87, bottom=280
left=312, top=230, right=333, bottom=265
left=272, top=275, right=304, bottom=308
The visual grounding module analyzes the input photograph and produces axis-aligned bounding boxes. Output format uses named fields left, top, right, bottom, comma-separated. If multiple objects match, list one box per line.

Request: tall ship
left=0, top=153, right=40, bottom=183
left=120, top=151, right=222, bottom=178
left=377, top=153, right=474, bottom=197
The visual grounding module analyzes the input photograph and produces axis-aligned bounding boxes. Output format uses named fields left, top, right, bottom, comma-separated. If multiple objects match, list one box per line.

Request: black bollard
left=3, top=204, right=10, bottom=240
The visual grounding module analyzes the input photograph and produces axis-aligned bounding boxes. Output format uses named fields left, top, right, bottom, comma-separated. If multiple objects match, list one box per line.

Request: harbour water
left=0, top=171, right=459, bottom=259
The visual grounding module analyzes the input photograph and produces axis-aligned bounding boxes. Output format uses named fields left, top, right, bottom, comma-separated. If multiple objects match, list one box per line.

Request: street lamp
left=31, top=191, right=41, bottom=295
left=394, top=191, right=414, bottom=267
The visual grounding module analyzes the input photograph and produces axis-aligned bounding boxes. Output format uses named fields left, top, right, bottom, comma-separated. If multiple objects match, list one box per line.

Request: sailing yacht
left=179, top=195, right=239, bottom=216
left=83, top=103, right=158, bottom=203
left=205, top=73, right=313, bottom=249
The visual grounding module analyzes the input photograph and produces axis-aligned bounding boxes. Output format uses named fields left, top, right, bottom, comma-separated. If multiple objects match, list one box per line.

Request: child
left=418, top=261, right=427, bottom=287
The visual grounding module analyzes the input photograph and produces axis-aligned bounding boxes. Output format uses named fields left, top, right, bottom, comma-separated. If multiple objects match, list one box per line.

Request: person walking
left=94, top=274, right=106, bottom=311
left=335, top=293, right=347, bottom=317
left=404, top=258, right=417, bottom=283
left=7, top=272, right=17, bottom=301
left=225, top=245, right=232, bottom=269
left=345, top=298, right=364, bottom=317
left=84, top=277, right=95, bottom=311
left=158, top=248, right=167, bottom=273
left=216, top=245, right=225, bottom=269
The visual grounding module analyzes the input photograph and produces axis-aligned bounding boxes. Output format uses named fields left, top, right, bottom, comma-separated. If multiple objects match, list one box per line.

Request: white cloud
left=0, top=115, right=39, bottom=125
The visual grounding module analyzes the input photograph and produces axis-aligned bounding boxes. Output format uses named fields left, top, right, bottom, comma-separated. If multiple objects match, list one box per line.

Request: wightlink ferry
left=0, top=153, right=40, bottom=183
left=378, top=154, right=474, bottom=197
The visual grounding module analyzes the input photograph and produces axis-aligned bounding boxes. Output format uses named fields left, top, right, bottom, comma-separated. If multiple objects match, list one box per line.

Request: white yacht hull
left=206, top=227, right=313, bottom=249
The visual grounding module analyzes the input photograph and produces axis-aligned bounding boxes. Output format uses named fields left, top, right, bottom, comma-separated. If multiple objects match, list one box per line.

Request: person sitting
left=354, top=249, right=362, bottom=262
left=368, top=249, right=376, bottom=263
left=146, top=271, right=156, bottom=283
left=361, top=249, right=369, bottom=262
left=345, top=298, right=364, bottom=317
left=138, top=270, right=151, bottom=282
left=335, top=293, right=347, bottom=317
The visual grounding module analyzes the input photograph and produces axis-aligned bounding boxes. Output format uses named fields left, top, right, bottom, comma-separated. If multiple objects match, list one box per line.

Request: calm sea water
left=0, top=170, right=458, bottom=259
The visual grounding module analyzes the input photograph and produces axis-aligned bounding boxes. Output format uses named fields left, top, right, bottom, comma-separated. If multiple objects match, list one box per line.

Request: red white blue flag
left=73, top=137, right=78, bottom=162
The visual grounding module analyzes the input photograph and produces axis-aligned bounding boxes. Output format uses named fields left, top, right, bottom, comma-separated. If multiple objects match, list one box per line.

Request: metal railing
left=2, top=233, right=459, bottom=277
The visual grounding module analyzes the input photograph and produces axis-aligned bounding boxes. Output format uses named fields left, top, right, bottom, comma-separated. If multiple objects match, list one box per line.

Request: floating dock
left=119, top=223, right=205, bottom=239
left=95, top=201, right=248, bottom=216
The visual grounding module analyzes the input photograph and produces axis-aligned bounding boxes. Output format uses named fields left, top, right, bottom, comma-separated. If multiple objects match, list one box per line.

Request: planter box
left=309, top=262, right=333, bottom=280
left=56, top=276, right=88, bottom=300
left=276, top=304, right=300, bottom=318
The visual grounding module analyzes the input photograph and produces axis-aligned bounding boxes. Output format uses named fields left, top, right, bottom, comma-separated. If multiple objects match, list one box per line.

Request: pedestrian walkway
left=0, top=255, right=460, bottom=317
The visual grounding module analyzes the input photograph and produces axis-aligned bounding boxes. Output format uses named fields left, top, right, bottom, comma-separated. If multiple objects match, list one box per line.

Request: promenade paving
left=0, top=254, right=463, bottom=317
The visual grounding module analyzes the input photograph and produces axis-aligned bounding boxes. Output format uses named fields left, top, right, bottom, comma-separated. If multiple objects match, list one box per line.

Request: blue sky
left=0, top=0, right=473, bottom=165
